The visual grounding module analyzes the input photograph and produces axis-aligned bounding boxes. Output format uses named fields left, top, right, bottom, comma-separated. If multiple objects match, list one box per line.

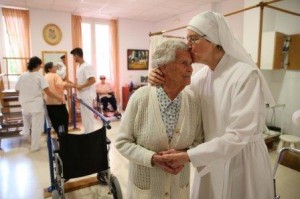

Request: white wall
left=213, top=0, right=244, bottom=42
left=152, top=4, right=213, bottom=37
left=29, top=9, right=74, bottom=80
left=118, top=19, right=153, bottom=88
left=247, top=0, right=300, bottom=136
left=262, top=70, right=300, bottom=136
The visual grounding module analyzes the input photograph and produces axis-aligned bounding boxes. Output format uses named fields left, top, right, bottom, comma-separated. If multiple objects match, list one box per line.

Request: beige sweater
left=115, top=86, right=203, bottom=199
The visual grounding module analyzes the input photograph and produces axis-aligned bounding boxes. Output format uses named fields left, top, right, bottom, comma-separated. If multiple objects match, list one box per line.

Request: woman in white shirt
left=15, top=56, right=62, bottom=152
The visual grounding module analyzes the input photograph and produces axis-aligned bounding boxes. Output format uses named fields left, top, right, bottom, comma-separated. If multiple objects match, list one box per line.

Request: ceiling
left=0, top=0, right=223, bottom=22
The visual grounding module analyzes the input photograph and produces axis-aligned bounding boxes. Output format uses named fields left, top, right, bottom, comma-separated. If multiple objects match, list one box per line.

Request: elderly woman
left=115, top=40, right=203, bottom=199
left=149, top=11, right=275, bottom=199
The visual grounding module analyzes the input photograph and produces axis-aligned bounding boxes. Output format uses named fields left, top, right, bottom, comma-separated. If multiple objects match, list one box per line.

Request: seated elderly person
left=114, top=40, right=203, bottom=199
left=95, top=75, right=121, bottom=118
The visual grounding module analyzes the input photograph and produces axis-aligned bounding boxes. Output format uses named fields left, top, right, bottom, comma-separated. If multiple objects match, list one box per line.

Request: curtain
left=109, top=19, right=120, bottom=103
left=71, top=15, right=82, bottom=80
left=2, top=8, right=30, bottom=72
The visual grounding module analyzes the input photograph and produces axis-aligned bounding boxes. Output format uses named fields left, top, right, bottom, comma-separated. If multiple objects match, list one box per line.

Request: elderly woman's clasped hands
left=151, top=149, right=191, bottom=175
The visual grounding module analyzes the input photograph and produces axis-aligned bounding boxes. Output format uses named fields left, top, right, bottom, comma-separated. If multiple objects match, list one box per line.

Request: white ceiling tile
left=0, top=0, right=227, bottom=21
left=26, top=0, right=54, bottom=8
left=0, top=0, right=26, bottom=8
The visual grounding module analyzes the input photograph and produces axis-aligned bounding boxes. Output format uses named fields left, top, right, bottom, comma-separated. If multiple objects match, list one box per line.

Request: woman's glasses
left=186, top=34, right=206, bottom=44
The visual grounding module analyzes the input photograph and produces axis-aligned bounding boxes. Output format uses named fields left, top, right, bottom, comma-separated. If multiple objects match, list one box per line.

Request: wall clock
left=43, top=23, right=62, bottom=45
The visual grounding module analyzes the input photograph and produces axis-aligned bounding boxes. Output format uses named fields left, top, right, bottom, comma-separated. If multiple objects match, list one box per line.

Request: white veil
left=187, top=11, right=275, bottom=106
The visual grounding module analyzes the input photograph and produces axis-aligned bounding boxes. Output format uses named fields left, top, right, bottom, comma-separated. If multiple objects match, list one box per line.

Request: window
left=81, top=23, right=92, bottom=64
left=2, top=17, right=27, bottom=83
left=81, top=21, right=112, bottom=80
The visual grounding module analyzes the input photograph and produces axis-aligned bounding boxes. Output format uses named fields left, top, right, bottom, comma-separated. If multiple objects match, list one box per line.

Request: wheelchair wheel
left=110, top=174, right=122, bottom=199
left=51, top=190, right=60, bottom=199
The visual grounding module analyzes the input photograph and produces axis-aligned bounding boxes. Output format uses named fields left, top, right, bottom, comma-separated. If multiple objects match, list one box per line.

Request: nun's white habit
left=187, top=11, right=275, bottom=199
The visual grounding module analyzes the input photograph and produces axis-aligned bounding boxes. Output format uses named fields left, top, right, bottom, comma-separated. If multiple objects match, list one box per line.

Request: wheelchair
left=48, top=126, right=122, bottom=199
left=94, top=93, right=121, bottom=119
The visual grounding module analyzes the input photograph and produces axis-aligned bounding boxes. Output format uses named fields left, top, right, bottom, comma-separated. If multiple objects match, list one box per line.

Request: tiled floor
left=0, top=120, right=299, bottom=199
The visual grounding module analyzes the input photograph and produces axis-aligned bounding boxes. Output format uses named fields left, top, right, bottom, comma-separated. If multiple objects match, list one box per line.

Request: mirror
left=42, top=50, right=68, bottom=76
left=41, top=50, right=72, bottom=121
left=260, top=0, right=300, bottom=70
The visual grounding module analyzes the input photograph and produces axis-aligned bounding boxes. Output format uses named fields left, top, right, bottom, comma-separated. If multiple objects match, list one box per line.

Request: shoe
left=30, top=147, right=41, bottom=153
left=97, top=172, right=108, bottom=185
left=106, top=137, right=111, bottom=144
left=20, top=131, right=30, bottom=143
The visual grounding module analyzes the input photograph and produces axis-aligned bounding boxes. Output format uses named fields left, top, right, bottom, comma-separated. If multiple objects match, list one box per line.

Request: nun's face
left=186, top=29, right=214, bottom=65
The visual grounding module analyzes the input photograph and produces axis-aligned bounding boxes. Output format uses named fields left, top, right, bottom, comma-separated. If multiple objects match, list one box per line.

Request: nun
left=149, top=11, right=275, bottom=199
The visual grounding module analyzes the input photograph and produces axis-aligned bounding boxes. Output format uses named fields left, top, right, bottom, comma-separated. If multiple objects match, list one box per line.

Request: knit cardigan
left=115, top=86, right=203, bottom=199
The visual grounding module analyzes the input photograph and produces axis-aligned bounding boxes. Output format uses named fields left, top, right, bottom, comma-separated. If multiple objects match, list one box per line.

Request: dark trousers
left=100, top=96, right=117, bottom=111
left=46, top=104, right=69, bottom=135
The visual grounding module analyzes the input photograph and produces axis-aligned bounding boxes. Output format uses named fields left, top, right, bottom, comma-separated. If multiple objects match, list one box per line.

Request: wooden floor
left=43, top=176, right=100, bottom=198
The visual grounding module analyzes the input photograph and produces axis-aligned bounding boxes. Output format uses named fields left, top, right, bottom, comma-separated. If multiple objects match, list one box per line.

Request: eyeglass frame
left=186, top=34, right=206, bottom=44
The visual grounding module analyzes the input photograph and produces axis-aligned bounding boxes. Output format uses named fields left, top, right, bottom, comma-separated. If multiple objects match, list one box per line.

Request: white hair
left=151, top=40, right=188, bottom=68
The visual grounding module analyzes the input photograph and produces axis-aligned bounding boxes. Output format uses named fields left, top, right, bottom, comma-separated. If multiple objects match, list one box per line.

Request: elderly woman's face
left=186, top=29, right=214, bottom=64
left=163, top=50, right=193, bottom=86
left=50, top=65, right=57, bottom=73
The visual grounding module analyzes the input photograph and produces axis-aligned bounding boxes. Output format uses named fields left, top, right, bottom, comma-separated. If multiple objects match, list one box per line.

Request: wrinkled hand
left=148, top=68, right=165, bottom=86
left=152, top=154, right=183, bottom=175
left=160, top=150, right=190, bottom=169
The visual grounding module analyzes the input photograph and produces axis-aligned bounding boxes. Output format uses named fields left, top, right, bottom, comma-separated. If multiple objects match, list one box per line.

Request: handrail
left=71, top=94, right=111, bottom=129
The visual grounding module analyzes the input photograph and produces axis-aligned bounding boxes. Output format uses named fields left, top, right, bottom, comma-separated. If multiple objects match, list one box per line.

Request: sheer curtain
left=2, top=8, right=30, bottom=72
left=109, top=19, right=120, bottom=102
left=71, top=15, right=82, bottom=80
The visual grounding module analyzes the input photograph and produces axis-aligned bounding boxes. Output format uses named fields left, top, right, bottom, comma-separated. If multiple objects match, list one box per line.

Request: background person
left=71, top=47, right=96, bottom=133
left=115, top=40, right=203, bottom=199
left=56, top=55, right=67, bottom=80
left=44, top=62, right=74, bottom=135
left=95, top=75, right=121, bottom=118
left=15, top=56, right=62, bottom=152
left=149, top=11, right=275, bottom=199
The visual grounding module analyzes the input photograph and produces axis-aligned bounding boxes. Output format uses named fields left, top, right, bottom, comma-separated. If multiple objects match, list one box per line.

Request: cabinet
left=261, top=31, right=285, bottom=70
left=261, top=32, right=300, bottom=70
left=122, top=86, right=130, bottom=111
left=288, top=34, right=300, bottom=70
left=122, top=85, right=145, bottom=110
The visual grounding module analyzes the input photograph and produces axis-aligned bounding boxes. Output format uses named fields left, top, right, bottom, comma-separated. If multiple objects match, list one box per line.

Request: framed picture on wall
left=127, top=49, right=149, bottom=70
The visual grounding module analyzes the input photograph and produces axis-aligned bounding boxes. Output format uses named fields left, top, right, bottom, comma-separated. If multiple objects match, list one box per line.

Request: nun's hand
left=162, top=151, right=190, bottom=169
left=148, top=68, right=165, bottom=86
left=152, top=154, right=184, bottom=175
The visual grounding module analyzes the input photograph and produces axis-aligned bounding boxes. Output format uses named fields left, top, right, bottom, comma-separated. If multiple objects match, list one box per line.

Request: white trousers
left=80, top=98, right=96, bottom=134
left=22, top=110, right=44, bottom=150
